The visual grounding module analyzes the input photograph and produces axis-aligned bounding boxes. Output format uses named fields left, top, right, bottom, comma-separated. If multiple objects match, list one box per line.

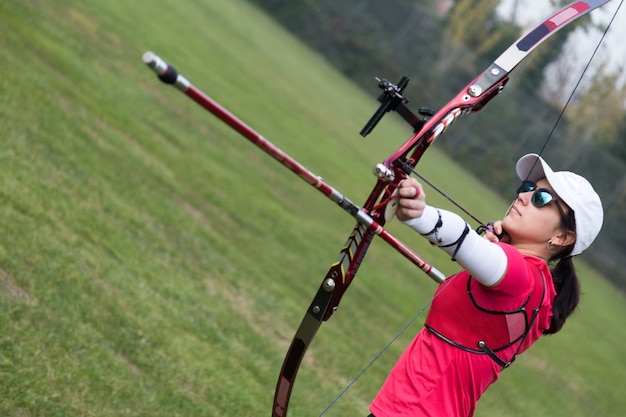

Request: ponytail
left=544, top=256, right=580, bottom=335
left=544, top=206, right=580, bottom=335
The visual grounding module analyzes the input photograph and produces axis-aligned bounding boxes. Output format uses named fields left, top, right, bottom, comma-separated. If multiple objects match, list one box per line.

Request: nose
left=511, top=193, right=530, bottom=207
left=515, top=192, right=530, bottom=206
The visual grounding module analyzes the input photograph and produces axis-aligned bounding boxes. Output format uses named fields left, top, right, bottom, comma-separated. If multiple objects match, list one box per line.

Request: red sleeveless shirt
left=370, top=243, right=556, bottom=417
left=425, top=245, right=550, bottom=365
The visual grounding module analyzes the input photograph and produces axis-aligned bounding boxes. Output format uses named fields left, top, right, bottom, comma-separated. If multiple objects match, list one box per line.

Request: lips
left=506, top=203, right=521, bottom=217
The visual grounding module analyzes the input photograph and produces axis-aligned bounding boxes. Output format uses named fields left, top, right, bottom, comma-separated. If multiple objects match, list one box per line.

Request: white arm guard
left=402, top=206, right=507, bottom=286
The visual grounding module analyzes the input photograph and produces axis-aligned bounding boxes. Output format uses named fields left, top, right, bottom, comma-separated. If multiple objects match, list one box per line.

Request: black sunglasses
left=516, top=180, right=567, bottom=217
left=516, top=181, right=556, bottom=207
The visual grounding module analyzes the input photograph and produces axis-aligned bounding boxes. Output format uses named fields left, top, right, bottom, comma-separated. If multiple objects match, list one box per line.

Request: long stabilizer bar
left=142, top=51, right=445, bottom=284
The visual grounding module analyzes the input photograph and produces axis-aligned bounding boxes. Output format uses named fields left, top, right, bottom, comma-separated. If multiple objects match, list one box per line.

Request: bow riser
left=312, top=73, right=513, bottom=324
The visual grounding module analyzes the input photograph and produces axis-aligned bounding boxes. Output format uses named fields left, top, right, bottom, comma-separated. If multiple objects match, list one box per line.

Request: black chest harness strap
left=427, top=265, right=547, bottom=369
left=476, top=266, right=546, bottom=368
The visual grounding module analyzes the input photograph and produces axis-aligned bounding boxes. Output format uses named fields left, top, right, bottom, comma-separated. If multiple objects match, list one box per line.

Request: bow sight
left=360, top=76, right=434, bottom=137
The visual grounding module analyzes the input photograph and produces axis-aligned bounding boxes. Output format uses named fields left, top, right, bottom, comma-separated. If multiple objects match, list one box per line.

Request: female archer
left=368, top=153, right=603, bottom=417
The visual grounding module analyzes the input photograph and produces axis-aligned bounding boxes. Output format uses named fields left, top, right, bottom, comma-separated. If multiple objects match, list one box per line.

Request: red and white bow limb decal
left=142, top=1, right=611, bottom=416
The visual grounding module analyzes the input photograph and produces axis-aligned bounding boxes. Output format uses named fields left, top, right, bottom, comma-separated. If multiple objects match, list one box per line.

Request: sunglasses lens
left=516, top=180, right=536, bottom=195
left=516, top=181, right=557, bottom=208
left=532, top=190, right=554, bottom=207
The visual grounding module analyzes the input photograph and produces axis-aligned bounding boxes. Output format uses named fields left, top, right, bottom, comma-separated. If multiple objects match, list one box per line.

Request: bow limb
left=274, top=209, right=447, bottom=417
left=384, top=0, right=613, bottom=172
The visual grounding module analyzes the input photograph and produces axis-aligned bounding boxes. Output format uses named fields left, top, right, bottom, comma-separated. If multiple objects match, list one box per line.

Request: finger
left=398, top=184, right=418, bottom=198
left=484, top=234, right=500, bottom=243
left=399, top=180, right=422, bottom=198
left=491, top=221, right=506, bottom=239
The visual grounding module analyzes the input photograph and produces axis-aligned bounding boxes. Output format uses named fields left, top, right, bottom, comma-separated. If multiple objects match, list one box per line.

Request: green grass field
left=1, top=1, right=624, bottom=416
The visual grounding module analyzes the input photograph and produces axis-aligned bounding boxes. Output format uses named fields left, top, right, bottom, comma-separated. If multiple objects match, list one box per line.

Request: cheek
left=502, top=214, right=520, bottom=230
left=538, top=207, right=563, bottom=229
left=502, top=208, right=557, bottom=236
left=501, top=213, right=521, bottom=234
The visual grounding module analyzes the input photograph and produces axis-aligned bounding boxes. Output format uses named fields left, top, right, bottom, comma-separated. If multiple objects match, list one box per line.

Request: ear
left=551, top=230, right=576, bottom=248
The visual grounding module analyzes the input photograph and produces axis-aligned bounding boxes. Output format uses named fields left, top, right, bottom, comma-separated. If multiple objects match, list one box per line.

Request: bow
left=141, top=1, right=612, bottom=415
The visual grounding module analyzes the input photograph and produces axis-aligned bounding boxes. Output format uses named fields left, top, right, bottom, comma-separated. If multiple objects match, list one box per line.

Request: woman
left=368, top=153, right=603, bottom=417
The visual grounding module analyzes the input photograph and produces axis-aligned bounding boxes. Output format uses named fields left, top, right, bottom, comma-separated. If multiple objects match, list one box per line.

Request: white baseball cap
left=516, top=153, right=603, bottom=256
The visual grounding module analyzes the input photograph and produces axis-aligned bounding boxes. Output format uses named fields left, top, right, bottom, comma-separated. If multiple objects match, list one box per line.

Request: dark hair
left=544, top=208, right=579, bottom=335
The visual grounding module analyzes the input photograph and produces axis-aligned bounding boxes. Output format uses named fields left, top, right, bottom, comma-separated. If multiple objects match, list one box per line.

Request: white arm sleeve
left=402, top=206, right=508, bottom=286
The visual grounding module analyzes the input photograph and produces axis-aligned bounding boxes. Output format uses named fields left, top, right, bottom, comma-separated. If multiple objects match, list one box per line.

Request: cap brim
left=517, top=153, right=568, bottom=206
left=516, top=153, right=555, bottom=183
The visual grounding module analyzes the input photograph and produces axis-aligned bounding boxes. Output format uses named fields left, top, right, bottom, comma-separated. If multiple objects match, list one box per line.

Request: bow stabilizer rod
left=142, top=52, right=445, bottom=284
